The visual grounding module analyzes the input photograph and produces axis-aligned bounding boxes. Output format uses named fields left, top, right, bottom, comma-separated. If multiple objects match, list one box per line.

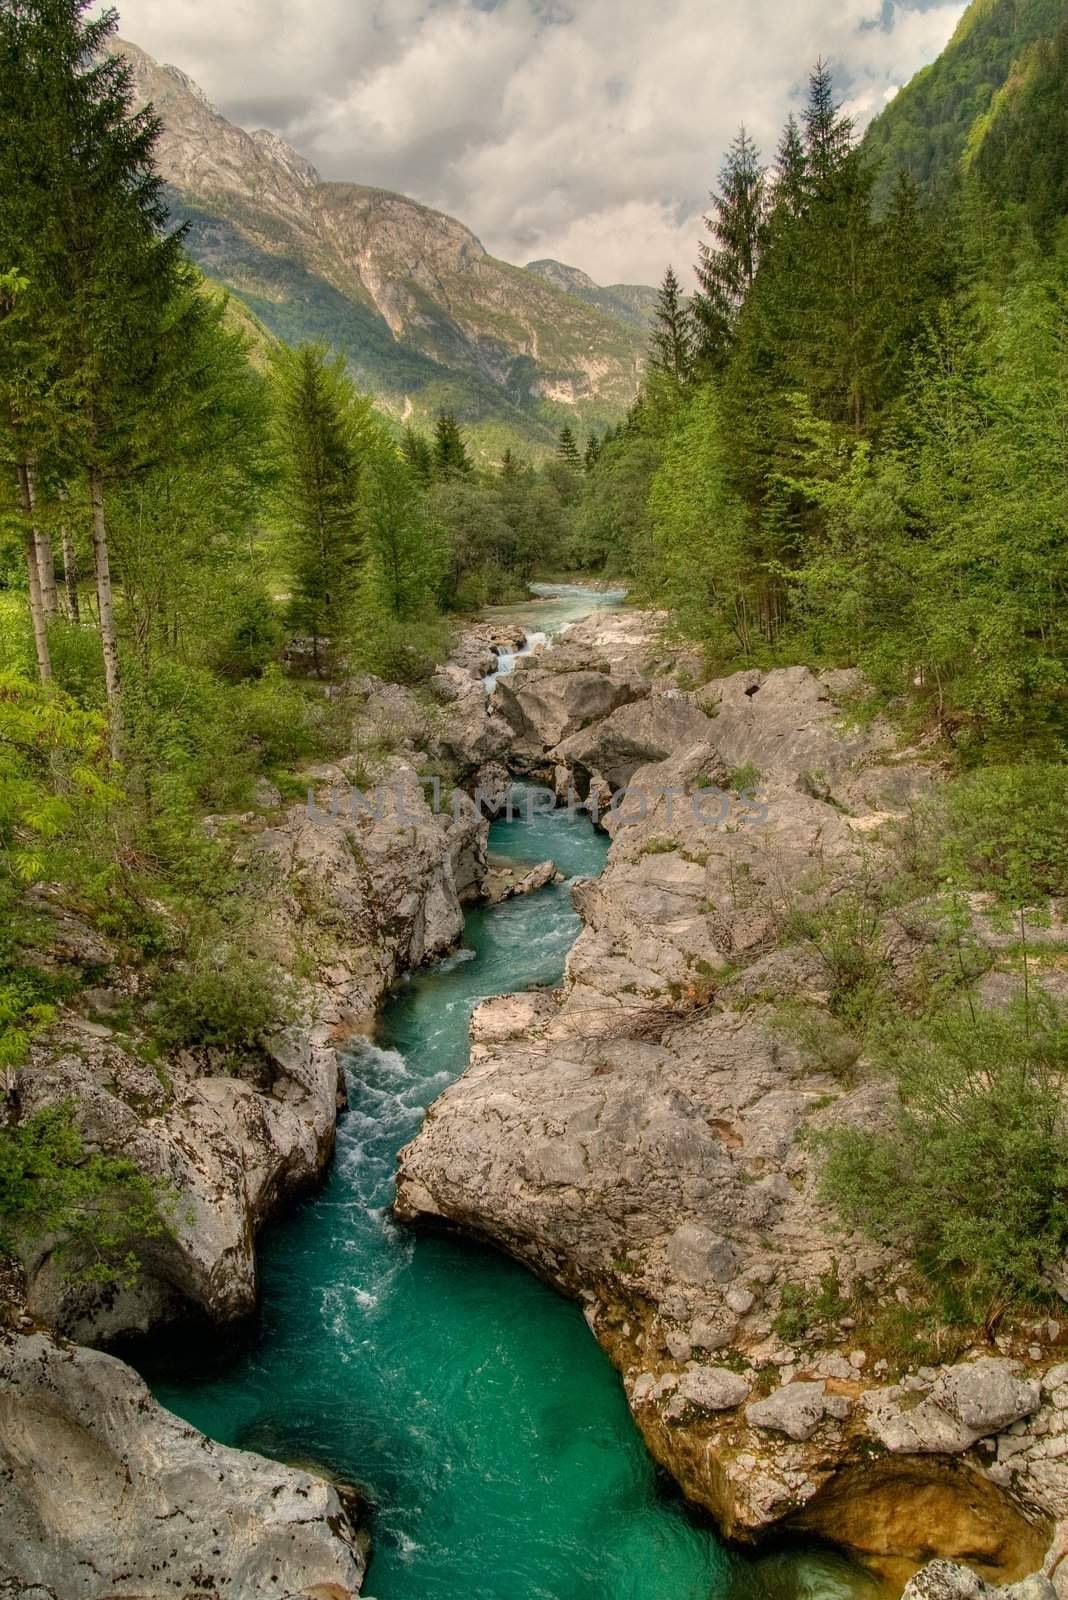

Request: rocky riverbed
left=3, top=602, right=1066, bottom=1597
left=395, top=610, right=1068, bottom=1593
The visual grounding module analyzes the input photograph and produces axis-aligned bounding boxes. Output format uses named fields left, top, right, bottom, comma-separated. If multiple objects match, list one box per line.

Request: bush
left=821, top=998, right=1068, bottom=1308
left=0, top=1102, right=174, bottom=1287
left=938, top=763, right=1068, bottom=906
left=152, top=938, right=292, bottom=1058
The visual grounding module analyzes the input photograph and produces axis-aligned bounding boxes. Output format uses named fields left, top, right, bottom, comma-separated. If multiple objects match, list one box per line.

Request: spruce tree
left=775, top=115, right=808, bottom=217
left=432, top=413, right=473, bottom=477
left=269, top=343, right=364, bottom=676
left=692, top=126, right=767, bottom=370
left=803, top=59, right=854, bottom=186
left=556, top=424, right=581, bottom=468
left=0, top=0, right=201, bottom=754
left=647, top=266, right=694, bottom=389
left=583, top=434, right=602, bottom=472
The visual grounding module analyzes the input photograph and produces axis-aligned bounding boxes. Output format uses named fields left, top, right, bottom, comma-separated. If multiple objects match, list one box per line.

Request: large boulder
left=0, top=1330, right=366, bottom=1598
left=494, top=668, right=643, bottom=754
left=550, top=693, right=719, bottom=791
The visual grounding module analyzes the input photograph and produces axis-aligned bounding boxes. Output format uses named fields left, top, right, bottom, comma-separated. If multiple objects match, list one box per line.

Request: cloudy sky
left=108, top=0, right=965, bottom=287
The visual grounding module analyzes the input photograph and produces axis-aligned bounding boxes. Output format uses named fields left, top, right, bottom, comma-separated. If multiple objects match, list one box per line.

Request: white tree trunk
left=57, top=486, right=80, bottom=620
left=16, top=463, right=52, bottom=682
left=25, top=462, right=58, bottom=616
left=88, top=465, right=122, bottom=760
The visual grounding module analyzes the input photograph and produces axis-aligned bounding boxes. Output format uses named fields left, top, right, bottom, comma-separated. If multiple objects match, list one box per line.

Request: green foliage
left=935, top=763, right=1068, bottom=904
left=269, top=342, right=369, bottom=672
left=863, top=0, right=1065, bottom=208
left=822, top=998, right=1068, bottom=1307
left=0, top=1102, right=174, bottom=1287
left=152, top=932, right=291, bottom=1059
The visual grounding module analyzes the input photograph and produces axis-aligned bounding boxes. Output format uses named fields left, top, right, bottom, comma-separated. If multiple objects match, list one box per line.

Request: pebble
left=849, top=1350, right=867, bottom=1370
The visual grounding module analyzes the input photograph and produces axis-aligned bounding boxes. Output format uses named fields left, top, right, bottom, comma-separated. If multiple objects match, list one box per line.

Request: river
left=152, top=587, right=876, bottom=1600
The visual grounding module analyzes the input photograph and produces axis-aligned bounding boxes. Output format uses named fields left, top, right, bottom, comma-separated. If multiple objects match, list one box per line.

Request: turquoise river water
left=152, top=591, right=877, bottom=1600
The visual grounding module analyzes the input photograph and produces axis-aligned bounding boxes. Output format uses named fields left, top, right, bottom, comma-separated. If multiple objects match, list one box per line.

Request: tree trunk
left=88, top=465, right=122, bottom=760
left=58, top=486, right=80, bottom=621
left=16, top=463, right=52, bottom=682
left=25, top=462, right=58, bottom=616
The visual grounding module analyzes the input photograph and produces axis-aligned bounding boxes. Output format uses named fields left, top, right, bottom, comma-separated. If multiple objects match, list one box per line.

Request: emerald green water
left=152, top=592, right=878, bottom=1599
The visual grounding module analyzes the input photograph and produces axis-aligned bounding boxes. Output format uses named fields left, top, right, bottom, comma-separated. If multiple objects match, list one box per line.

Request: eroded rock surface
left=15, top=722, right=487, bottom=1344
left=0, top=1329, right=366, bottom=1598
left=395, top=631, right=1066, bottom=1582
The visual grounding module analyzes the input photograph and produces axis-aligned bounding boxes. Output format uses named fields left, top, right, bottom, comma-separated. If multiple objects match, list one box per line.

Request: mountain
left=863, top=0, right=1068, bottom=207
left=116, top=39, right=646, bottom=458
left=524, top=260, right=659, bottom=328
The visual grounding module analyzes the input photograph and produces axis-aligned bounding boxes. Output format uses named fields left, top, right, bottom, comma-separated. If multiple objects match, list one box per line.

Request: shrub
left=152, top=937, right=292, bottom=1059
left=938, top=763, right=1068, bottom=906
left=821, top=998, right=1068, bottom=1308
left=727, top=763, right=762, bottom=793
left=0, top=1102, right=174, bottom=1287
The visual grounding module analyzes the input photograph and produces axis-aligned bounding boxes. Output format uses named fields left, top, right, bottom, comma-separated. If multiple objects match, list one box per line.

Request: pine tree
left=361, top=445, right=445, bottom=624
left=693, top=126, right=767, bottom=370
left=647, top=266, right=694, bottom=389
left=269, top=343, right=365, bottom=676
left=0, top=0, right=202, bottom=754
left=583, top=434, right=602, bottom=472
left=432, top=413, right=473, bottom=477
left=556, top=424, right=581, bottom=468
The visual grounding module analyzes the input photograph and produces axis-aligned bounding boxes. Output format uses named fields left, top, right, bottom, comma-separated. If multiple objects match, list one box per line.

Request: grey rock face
left=494, top=667, right=643, bottom=752
left=18, top=741, right=486, bottom=1344
left=0, top=1330, right=366, bottom=1598
left=746, top=1381, right=850, bottom=1443
left=862, top=1360, right=1041, bottom=1454
left=551, top=694, right=719, bottom=791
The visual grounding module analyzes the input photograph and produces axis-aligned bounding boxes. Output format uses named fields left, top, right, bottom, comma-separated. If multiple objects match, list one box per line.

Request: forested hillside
left=864, top=0, right=1067, bottom=204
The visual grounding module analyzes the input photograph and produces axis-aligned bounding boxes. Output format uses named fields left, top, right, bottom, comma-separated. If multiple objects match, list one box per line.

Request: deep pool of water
left=152, top=591, right=878, bottom=1600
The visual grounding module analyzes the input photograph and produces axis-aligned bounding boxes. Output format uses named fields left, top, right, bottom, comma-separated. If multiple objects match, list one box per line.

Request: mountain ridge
left=116, top=38, right=648, bottom=458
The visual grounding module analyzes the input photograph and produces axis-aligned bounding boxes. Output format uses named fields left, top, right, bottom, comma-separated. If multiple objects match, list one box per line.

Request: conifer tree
left=647, top=266, right=694, bottom=389
left=0, top=0, right=203, bottom=754
left=583, top=434, right=602, bottom=472
left=774, top=115, right=808, bottom=217
left=432, top=413, right=473, bottom=477
left=692, top=126, right=767, bottom=370
left=556, top=425, right=581, bottom=468
left=401, top=424, right=433, bottom=484
left=269, top=343, right=365, bottom=676
left=803, top=59, right=854, bottom=186
left=0, top=268, right=52, bottom=681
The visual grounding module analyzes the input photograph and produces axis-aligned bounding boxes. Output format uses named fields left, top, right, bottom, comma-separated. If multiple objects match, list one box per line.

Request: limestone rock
left=0, top=1330, right=366, bottom=1598
left=550, top=694, right=719, bottom=791
left=746, top=1381, right=849, bottom=1443
left=863, top=1361, right=1041, bottom=1454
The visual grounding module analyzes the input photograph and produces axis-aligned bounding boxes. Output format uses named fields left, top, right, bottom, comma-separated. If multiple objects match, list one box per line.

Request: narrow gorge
left=2, top=589, right=1065, bottom=1600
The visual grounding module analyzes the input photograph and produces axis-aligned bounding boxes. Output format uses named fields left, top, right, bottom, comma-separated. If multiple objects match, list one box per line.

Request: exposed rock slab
left=395, top=647, right=1063, bottom=1579
left=0, top=1329, right=366, bottom=1598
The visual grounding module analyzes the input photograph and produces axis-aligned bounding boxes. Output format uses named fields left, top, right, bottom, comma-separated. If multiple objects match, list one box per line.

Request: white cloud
left=108, top=0, right=967, bottom=285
